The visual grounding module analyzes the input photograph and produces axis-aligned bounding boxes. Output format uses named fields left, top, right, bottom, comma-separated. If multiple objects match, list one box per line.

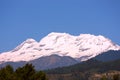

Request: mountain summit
left=0, top=32, right=120, bottom=64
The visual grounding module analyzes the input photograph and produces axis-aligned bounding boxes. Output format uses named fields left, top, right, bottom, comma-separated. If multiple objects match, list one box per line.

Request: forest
left=46, top=59, right=120, bottom=80
left=0, top=63, right=48, bottom=80
left=0, top=59, right=120, bottom=80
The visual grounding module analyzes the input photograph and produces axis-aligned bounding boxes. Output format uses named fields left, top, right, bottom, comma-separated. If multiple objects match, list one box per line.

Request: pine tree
left=15, top=63, right=35, bottom=80
left=0, top=64, right=48, bottom=80
left=0, top=65, right=14, bottom=80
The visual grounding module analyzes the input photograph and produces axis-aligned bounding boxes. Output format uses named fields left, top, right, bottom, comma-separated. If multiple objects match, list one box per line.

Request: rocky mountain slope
left=0, top=32, right=120, bottom=69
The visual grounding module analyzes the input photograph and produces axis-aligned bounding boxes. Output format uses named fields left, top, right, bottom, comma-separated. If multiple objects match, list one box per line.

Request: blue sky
left=0, top=0, right=120, bottom=52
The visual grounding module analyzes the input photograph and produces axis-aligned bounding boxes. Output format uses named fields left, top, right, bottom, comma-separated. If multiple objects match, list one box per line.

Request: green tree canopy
left=0, top=63, right=48, bottom=80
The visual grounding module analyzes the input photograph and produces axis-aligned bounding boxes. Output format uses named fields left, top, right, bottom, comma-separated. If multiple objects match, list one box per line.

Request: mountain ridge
left=0, top=32, right=120, bottom=64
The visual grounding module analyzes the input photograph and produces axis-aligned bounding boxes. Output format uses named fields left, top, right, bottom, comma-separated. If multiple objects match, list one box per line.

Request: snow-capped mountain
left=0, top=32, right=120, bottom=64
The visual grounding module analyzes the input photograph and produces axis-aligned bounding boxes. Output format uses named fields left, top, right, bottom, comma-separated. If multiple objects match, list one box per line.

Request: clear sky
left=0, top=0, right=120, bottom=53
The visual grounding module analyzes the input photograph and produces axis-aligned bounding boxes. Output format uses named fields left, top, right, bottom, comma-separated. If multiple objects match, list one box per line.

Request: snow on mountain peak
left=25, top=38, right=37, bottom=43
left=0, top=32, right=120, bottom=63
left=39, top=32, right=74, bottom=47
left=11, top=38, right=38, bottom=52
left=47, top=32, right=69, bottom=36
left=37, top=32, right=120, bottom=61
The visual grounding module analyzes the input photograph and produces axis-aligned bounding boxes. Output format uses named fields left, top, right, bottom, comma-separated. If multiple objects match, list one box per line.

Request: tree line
left=0, top=63, right=48, bottom=80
